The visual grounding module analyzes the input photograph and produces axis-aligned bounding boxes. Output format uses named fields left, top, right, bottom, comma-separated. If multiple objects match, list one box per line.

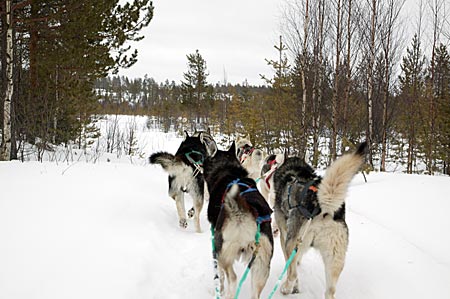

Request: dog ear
left=228, top=141, right=236, bottom=155
left=183, top=130, right=189, bottom=141
left=277, top=153, right=286, bottom=165
left=200, top=132, right=217, bottom=157
left=207, top=127, right=211, bottom=135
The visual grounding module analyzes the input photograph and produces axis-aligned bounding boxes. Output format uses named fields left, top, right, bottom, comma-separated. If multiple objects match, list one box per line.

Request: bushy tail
left=317, top=142, right=367, bottom=215
left=149, top=152, right=176, bottom=171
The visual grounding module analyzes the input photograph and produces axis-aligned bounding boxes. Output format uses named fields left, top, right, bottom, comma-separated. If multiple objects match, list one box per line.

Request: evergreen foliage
left=0, top=0, right=153, bottom=160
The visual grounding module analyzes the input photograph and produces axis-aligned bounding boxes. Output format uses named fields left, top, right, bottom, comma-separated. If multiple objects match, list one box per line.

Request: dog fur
left=273, top=142, right=367, bottom=299
left=149, top=129, right=217, bottom=233
left=236, top=135, right=266, bottom=181
left=257, top=152, right=285, bottom=236
left=203, top=142, right=274, bottom=299
left=257, top=152, right=285, bottom=209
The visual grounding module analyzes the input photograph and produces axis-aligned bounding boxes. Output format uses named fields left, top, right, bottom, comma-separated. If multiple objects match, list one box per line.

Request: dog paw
left=187, top=207, right=195, bottom=218
left=179, top=219, right=188, bottom=229
left=280, top=281, right=298, bottom=295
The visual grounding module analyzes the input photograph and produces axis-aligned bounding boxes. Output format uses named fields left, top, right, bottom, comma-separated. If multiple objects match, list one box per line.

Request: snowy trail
left=1, top=140, right=450, bottom=299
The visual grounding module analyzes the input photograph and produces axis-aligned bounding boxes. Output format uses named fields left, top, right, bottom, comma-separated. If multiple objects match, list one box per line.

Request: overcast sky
left=118, top=0, right=436, bottom=86
left=119, top=0, right=282, bottom=86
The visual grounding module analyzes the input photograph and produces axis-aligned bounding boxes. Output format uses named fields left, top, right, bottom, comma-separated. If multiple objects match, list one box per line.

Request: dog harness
left=287, top=178, right=321, bottom=219
left=268, top=180, right=320, bottom=298
left=212, top=178, right=271, bottom=299
left=264, top=158, right=278, bottom=188
left=184, top=150, right=204, bottom=177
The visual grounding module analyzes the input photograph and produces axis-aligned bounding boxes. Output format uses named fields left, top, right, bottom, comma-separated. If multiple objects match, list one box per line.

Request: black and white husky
left=149, top=130, right=217, bottom=233
left=203, top=142, right=274, bottom=299
left=273, top=142, right=367, bottom=299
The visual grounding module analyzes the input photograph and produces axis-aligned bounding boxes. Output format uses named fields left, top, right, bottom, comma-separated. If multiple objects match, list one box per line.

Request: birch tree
left=366, top=0, right=378, bottom=168
left=380, top=0, right=405, bottom=171
left=330, top=0, right=344, bottom=161
left=0, top=0, right=13, bottom=161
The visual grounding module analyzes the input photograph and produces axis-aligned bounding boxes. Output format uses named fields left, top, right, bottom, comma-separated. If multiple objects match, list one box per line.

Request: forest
left=0, top=0, right=449, bottom=175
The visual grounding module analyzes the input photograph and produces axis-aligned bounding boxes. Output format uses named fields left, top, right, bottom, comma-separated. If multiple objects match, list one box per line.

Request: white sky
left=119, top=0, right=282, bottom=86
left=118, top=0, right=440, bottom=86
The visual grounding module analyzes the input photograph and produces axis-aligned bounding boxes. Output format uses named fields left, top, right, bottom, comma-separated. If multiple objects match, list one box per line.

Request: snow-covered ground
left=1, top=116, right=449, bottom=299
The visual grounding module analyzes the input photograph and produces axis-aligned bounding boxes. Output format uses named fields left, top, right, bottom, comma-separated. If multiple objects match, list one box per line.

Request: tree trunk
left=300, top=0, right=309, bottom=159
left=367, top=0, right=377, bottom=168
left=1, top=0, right=13, bottom=161
left=331, top=0, right=342, bottom=163
left=312, top=0, right=325, bottom=168
left=342, top=0, right=352, bottom=149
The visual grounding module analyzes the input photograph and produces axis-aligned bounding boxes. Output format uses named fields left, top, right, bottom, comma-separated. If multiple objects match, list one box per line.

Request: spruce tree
left=433, top=44, right=450, bottom=174
left=181, top=49, right=209, bottom=127
left=398, top=34, right=426, bottom=173
left=1, top=0, right=154, bottom=158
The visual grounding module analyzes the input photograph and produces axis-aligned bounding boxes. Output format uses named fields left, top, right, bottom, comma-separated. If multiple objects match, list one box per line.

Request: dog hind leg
left=318, top=236, right=347, bottom=299
left=171, top=191, right=187, bottom=229
left=191, top=194, right=203, bottom=233
left=274, top=209, right=288, bottom=260
left=250, top=237, right=272, bottom=299
left=280, top=238, right=304, bottom=295
left=222, top=263, right=237, bottom=299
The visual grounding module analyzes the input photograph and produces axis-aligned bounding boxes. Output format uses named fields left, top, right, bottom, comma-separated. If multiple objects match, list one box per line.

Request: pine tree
left=181, top=49, right=209, bottom=127
left=1, top=0, right=154, bottom=159
left=433, top=44, right=450, bottom=174
left=398, top=34, right=426, bottom=173
left=261, top=36, right=293, bottom=153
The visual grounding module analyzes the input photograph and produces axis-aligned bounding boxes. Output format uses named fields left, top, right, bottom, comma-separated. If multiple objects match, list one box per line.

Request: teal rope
left=234, top=222, right=261, bottom=299
left=267, top=247, right=298, bottom=299
left=185, top=150, right=204, bottom=166
left=211, top=226, right=221, bottom=299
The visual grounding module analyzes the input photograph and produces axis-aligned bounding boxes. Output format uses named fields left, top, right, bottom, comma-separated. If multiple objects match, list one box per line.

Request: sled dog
left=236, top=135, right=266, bottom=181
left=203, top=142, right=274, bottom=299
left=257, top=152, right=285, bottom=236
left=273, top=142, right=367, bottom=299
left=149, top=129, right=217, bottom=233
left=257, top=152, right=285, bottom=209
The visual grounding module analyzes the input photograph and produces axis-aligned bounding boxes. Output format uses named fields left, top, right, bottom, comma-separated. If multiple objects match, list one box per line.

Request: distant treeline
left=1, top=0, right=449, bottom=175
left=94, top=0, right=450, bottom=176
left=95, top=36, right=450, bottom=175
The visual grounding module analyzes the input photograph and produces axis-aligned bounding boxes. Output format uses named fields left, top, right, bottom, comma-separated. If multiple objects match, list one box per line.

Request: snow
left=1, top=117, right=450, bottom=299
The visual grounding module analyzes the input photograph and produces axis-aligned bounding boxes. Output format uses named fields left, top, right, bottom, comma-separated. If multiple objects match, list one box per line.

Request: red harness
left=263, top=159, right=278, bottom=189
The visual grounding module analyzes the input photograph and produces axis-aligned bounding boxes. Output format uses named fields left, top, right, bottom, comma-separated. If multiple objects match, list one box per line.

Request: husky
left=149, top=129, right=217, bottom=233
left=257, top=152, right=285, bottom=209
left=236, top=135, right=266, bottom=181
left=257, top=152, right=285, bottom=236
left=203, top=142, right=274, bottom=299
left=273, top=142, right=367, bottom=299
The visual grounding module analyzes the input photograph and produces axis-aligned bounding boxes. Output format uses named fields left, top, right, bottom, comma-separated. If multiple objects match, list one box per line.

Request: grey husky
left=149, top=130, right=217, bottom=233
left=273, top=142, right=367, bottom=299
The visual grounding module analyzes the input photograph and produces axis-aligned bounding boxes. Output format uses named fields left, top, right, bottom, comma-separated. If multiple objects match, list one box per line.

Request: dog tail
left=149, top=152, right=176, bottom=171
left=317, top=142, right=367, bottom=215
